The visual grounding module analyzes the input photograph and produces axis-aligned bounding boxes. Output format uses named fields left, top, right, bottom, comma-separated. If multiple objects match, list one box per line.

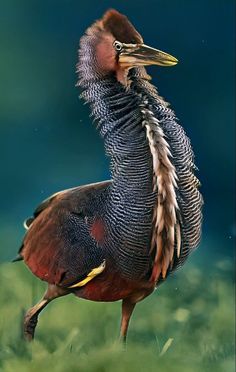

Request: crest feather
left=101, top=9, right=143, bottom=43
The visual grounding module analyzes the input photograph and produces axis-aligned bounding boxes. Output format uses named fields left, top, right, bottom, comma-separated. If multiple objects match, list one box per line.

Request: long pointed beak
left=119, top=43, right=178, bottom=68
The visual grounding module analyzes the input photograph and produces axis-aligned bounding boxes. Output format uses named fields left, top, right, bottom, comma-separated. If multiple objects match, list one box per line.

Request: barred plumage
left=17, top=9, right=203, bottom=343
left=143, top=108, right=180, bottom=281
left=78, top=31, right=203, bottom=283
left=132, top=68, right=203, bottom=274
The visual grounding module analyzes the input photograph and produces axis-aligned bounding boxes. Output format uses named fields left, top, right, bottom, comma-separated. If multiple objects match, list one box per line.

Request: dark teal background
left=0, top=0, right=235, bottom=263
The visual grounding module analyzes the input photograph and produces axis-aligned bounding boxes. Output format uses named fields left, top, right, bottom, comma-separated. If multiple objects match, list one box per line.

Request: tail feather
left=12, top=254, right=23, bottom=262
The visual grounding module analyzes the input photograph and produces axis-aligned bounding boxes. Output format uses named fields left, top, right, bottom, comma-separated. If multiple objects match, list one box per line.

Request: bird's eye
left=113, top=41, right=123, bottom=52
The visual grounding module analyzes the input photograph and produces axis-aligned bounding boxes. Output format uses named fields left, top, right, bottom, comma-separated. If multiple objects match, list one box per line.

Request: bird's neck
left=79, top=70, right=157, bottom=279
left=78, top=38, right=203, bottom=281
left=99, top=81, right=154, bottom=191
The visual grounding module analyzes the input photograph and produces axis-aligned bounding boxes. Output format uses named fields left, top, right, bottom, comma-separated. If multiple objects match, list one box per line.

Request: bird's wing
left=19, top=180, right=111, bottom=287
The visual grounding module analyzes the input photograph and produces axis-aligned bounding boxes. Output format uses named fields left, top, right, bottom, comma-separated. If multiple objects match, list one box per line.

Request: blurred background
left=0, top=0, right=235, bottom=263
left=0, top=1, right=235, bottom=371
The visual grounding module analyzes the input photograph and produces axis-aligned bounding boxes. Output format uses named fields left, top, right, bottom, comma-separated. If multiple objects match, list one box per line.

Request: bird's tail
left=12, top=253, right=23, bottom=262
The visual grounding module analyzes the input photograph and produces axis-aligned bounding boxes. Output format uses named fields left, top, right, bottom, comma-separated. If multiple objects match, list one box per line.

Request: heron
left=14, top=9, right=203, bottom=343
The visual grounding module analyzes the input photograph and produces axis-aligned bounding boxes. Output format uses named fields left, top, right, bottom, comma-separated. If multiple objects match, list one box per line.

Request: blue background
left=0, top=0, right=235, bottom=263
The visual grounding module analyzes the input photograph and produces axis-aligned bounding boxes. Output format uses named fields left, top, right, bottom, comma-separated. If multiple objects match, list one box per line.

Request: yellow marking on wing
left=68, top=260, right=106, bottom=289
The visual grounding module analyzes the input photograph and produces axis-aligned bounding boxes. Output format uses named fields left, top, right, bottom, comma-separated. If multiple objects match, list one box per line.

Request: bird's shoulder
left=17, top=180, right=111, bottom=286
left=24, top=179, right=112, bottom=229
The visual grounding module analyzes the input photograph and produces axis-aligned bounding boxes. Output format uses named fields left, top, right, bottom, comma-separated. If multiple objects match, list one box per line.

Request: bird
left=14, top=9, right=203, bottom=343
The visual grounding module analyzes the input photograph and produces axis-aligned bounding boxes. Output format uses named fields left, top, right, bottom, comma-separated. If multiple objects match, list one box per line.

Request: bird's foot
left=24, top=311, right=38, bottom=341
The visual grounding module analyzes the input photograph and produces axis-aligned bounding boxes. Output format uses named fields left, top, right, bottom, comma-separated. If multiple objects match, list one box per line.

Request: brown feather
left=101, top=9, right=143, bottom=43
left=144, top=110, right=180, bottom=283
left=20, top=181, right=111, bottom=286
left=176, top=223, right=181, bottom=258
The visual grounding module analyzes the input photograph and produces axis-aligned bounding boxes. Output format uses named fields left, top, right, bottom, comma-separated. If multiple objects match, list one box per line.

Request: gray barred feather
left=130, top=68, right=203, bottom=273
left=77, top=29, right=203, bottom=283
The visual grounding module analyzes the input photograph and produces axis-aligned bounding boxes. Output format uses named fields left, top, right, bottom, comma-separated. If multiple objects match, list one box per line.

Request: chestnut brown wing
left=19, top=180, right=111, bottom=287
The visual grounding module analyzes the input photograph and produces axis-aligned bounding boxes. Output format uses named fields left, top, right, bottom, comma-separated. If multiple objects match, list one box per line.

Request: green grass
left=0, top=258, right=234, bottom=372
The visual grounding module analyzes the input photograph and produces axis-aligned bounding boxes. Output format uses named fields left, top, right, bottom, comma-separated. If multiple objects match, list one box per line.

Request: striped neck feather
left=141, top=104, right=181, bottom=281
left=78, top=34, right=202, bottom=282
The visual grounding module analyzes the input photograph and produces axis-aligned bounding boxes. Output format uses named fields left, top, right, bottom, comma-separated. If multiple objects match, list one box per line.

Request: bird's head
left=79, top=9, right=178, bottom=86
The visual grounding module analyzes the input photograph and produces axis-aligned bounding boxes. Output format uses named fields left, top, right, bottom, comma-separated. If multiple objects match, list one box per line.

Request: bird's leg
left=119, top=298, right=136, bottom=344
left=24, top=284, right=69, bottom=341
left=24, top=298, right=48, bottom=341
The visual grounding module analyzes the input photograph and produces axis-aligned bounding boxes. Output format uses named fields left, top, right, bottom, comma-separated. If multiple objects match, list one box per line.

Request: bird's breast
left=73, top=265, right=154, bottom=302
